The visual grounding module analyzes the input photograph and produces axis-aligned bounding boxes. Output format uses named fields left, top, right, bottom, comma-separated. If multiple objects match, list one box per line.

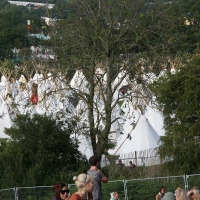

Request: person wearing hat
left=162, top=192, right=176, bottom=200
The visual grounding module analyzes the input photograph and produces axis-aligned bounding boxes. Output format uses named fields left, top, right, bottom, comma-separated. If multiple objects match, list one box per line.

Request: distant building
left=8, top=1, right=55, bottom=9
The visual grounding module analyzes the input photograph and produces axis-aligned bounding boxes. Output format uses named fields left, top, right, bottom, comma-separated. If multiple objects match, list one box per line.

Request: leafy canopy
left=150, top=56, right=200, bottom=174
left=0, top=114, right=88, bottom=188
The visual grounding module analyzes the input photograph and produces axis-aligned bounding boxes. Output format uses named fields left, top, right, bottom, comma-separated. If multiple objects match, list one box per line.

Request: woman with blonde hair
left=188, top=188, right=200, bottom=200
left=175, top=189, right=189, bottom=200
left=70, top=173, right=94, bottom=200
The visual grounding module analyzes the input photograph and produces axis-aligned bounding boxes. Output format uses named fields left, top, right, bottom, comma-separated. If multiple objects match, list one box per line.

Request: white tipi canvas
left=110, top=115, right=161, bottom=155
left=0, top=101, right=12, bottom=138
left=118, top=115, right=161, bottom=154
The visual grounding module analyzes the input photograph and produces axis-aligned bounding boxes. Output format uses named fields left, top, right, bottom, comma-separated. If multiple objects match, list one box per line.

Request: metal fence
left=1, top=174, right=200, bottom=200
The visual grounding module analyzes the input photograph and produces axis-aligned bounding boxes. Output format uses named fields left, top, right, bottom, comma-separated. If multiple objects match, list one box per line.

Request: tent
left=119, top=115, right=161, bottom=152
left=109, top=115, right=162, bottom=166
left=0, top=100, right=12, bottom=138
left=71, top=133, right=93, bottom=160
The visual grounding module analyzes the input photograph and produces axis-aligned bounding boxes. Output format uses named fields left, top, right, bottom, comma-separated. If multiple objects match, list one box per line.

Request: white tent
left=0, top=101, right=12, bottom=138
left=119, top=115, right=161, bottom=153
left=120, top=99, right=141, bottom=134
left=70, top=70, right=89, bottom=94
left=145, top=105, right=165, bottom=136
left=71, top=133, right=93, bottom=160
left=112, top=70, right=130, bottom=101
left=109, top=115, right=162, bottom=166
left=0, top=76, right=12, bottom=138
left=0, top=82, right=13, bottom=138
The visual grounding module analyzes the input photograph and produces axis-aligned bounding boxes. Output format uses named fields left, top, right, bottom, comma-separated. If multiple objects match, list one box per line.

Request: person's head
left=129, top=161, right=132, bottom=164
left=160, top=187, right=165, bottom=195
left=162, top=192, right=175, bottom=200
left=113, top=192, right=119, bottom=200
left=54, top=182, right=69, bottom=200
left=175, top=189, right=189, bottom=200
left=119, top=160, right=122, bottom=163
left=189, top=188, right=200, bottom=200
left=73, top=173, right=94, bottom=193
left=187, top=191, right=194, bottom=200
left=175, top=187, right=183, bottom=192
left=89, top=156, right=99, bottom=167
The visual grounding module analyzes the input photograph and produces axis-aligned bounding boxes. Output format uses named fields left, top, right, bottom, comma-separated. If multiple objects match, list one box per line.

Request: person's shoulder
left=87, top=170, right=99, bottom=175
left=155, top=193, right=161, bottom=200
left=87, top=169, right=95, bottom=174
left=155, top=193, right=159, bottom=197
left=69, top=193, right=83, bottom=200
left=88, top=169, right=103, bottom=181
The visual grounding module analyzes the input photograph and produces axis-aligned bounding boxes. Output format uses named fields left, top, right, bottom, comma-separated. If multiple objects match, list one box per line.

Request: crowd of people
left=50, top=155, right=200, bottom=200
left=117, top=159, right=136, bottom=169
left=156, top=186, right=200, bottom=200
left=52, top=156, right=108, bottom=200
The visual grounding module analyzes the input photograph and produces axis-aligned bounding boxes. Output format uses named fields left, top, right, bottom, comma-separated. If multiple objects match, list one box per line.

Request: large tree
left=1, top=0, right=187, bottom=161
left=150, top=56, right=200, bottom=174
left=0, top=114, right=88, bottom=188
left=45, top=0, right=175, bottom=160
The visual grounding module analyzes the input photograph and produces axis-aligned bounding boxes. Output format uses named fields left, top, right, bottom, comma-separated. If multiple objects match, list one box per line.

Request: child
left=110, top=192, right=119, bottom=200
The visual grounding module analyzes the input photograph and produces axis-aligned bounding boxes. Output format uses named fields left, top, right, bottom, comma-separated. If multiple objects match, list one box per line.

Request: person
left=188, top=188, right=200, bottom=200
left=110, top=192, right=119, bottom=200
left=52, top=182, right=61, bottom=200
left=156, top=187, right=165, bottom=200
left=175, top=187, right=183, bottom=192
left=162, top=192, right=175, bottom=200
left=129, top=161, right=136, bottom=169
left=87, top=156, right=108, bottom=200
left=175, top=189, right=189, bottom=200
left=70, top=173, right=94, bottom=200
left=187, top=191, right=194, bottom=200
left=53, top=182, right=70, bottom=200
left=117, top=160, right=125, bottom=168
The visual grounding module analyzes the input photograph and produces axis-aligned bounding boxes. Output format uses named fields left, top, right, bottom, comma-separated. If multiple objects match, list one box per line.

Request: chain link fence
left=1, top=174, right=200, bottom=200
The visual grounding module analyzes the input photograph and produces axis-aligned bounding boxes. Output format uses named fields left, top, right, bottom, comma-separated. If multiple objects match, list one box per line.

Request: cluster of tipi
left=0, top=65, right=176, bottom=166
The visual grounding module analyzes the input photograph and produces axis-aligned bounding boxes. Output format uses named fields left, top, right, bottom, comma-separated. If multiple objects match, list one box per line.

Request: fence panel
left=0, top=188, right=15, bottom=200
left=126, top=175, right=185, bottom=200
left=69, top=181, right=126, bottom=200
left=2, top=174, right=200, bottom=200
left=101, top=180, right=126, bottom=200
left=68, top=180, right=126, bottom=200
left=16, top=186, right=53, bottom=200
left=186, top=174, right=200, bottom=190
left=68, top=183, right=77, bottom=197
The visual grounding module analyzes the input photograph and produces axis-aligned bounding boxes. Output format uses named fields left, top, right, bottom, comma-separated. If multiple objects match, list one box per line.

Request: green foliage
left=47, top=0, right=179, bottom=158
left=163, top=0, right=200, bottom=54
left=0, top=114, right=88, bottom=188
left=150, top=56, right=200, bottom=174
left=126, top=176, right=185, bottom=200
left=0, top=0, right=47, bottom=60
